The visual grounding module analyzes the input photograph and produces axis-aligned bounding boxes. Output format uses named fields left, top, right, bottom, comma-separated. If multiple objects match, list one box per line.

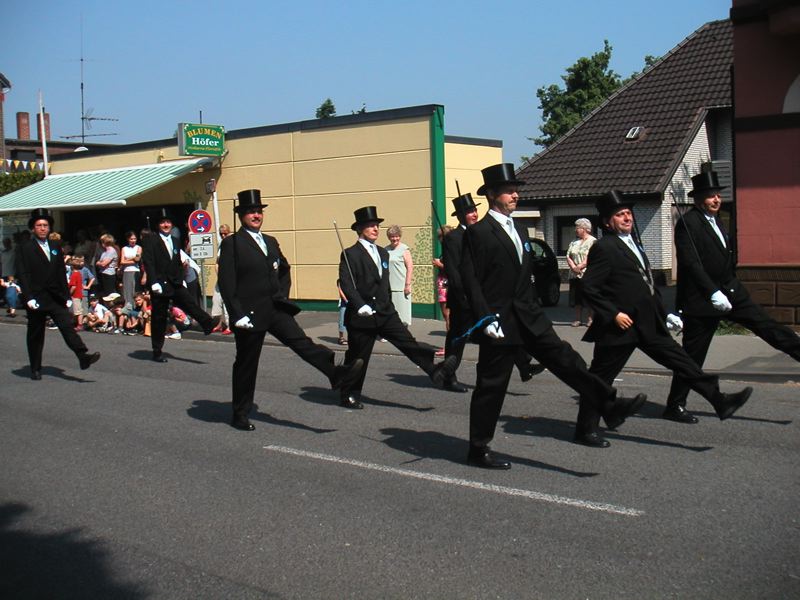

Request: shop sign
left=178, top=123, right=225, bottom=157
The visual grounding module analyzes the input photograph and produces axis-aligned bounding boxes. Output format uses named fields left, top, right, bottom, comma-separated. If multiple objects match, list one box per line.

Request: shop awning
left=0, top=157, right=214, bottom=213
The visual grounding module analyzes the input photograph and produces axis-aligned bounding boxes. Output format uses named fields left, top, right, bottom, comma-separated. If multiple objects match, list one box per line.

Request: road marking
left=263, top=444, right=643, bottom=517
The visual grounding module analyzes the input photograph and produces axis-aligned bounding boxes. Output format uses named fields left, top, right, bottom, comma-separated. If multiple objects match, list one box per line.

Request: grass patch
left=715, top=320, right=752, bottom=336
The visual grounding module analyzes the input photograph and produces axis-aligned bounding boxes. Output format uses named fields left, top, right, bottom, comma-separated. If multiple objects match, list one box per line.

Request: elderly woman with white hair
left=385, top=224, right=414, bottom=326
left=566, top=217, right=596, bottom=326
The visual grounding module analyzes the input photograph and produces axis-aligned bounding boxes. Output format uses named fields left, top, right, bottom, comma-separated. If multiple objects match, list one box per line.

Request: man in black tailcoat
left=459, top=165, right=647, bottom=469
left=218, top=190, right=363, bottom=431
left=141, top=209, right=218, bottom=363
left=15, top=208, right=100, bottom=380
left=338, top=206, right=456, bottom=409
left=575, top=190, right=753, bottom=447
left=665, top=171, right=800, bottom=423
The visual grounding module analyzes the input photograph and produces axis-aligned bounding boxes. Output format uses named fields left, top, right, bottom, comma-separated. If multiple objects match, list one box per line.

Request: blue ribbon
left=451, top=314, right=498, bottom=344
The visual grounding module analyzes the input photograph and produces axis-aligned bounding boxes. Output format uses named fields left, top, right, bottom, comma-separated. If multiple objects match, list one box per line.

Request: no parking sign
left=188, top=209, right=213, bottom=234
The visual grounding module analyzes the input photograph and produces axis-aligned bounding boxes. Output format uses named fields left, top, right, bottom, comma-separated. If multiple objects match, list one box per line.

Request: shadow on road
left=0, top=502, right=147, bottom=599
left=299, top=386, right=435, bottom=412
left=127, top=349, right=206, bottom=364
left=378, top=427, right=598, bottom=477
left=11, top=366, right=92, bottom=383
left=187, top=399, right=337, bottom=434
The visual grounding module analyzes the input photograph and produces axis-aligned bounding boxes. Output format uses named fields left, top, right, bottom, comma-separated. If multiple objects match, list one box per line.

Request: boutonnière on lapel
left=523, top=241, right=531, bottom=253
left=272, top=259, right=279, bottom=270
left=381, top=260, right=389, bottom=270
left=50, top=249, right=59, bottom=257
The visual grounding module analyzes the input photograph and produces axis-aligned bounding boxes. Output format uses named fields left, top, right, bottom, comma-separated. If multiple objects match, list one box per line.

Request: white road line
left=263, top=444, right=644, bottom=517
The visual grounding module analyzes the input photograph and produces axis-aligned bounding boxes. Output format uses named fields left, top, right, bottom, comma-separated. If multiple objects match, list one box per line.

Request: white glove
left=666, top=313, right=683, bottom=333
left=27, top=299, right=40, bottom=310
left=66, top=299, right=73, bottom=309
left=483, top=321, right=505, bottom=339
left=234, top=316, right=254, bottom=329
left=710, top=290, right=732, bottom=312
left=357, top=305, right=375, bottom=317
left=151, top=283, right=163, bottom=295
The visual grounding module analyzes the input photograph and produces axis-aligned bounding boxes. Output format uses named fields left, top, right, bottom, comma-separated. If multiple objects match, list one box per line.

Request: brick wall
left=738, top=266, right=800, bottom=330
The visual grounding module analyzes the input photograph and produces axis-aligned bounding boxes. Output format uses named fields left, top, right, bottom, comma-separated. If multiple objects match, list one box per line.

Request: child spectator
left=121, top=292, right=149, bottom=334
left=73, top=256, right=95, bottom=314
left=68, top=258, right=84, bottom=330
left=85, top=295, right=112, bottom=332
left=166, top=304, right=191, bottom=340
left=2, top=275, right=20, bottom=317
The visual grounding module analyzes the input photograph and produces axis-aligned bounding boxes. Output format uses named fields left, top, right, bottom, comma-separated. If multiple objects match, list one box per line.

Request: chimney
left=36, top=112, right=51, bottom=141
left=16, top=112, right=30, bottom=140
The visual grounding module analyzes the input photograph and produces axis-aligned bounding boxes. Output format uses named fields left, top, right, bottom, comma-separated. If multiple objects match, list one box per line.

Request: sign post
left=188, top=209, right=214, bottom=310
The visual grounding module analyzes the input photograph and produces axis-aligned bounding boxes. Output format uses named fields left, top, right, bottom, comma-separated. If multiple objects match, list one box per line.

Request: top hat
left=596, top=190, right=635, bottom=219
left=235, top=189, right=268, bottom=214
left=351, top=206, right=384, bottom=230
left=28, top=208, right=54, bottom=230
left=688, top=171, right=726, bottom=198
left=451, top=193, right=481, bottom=217
left=476, top=163, right=525, bottom=196
left=156, top=208, right=174, bottom=223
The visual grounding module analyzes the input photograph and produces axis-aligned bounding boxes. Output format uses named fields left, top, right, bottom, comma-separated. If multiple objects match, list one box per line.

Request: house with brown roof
left=516, top=19, right=734, bottom=285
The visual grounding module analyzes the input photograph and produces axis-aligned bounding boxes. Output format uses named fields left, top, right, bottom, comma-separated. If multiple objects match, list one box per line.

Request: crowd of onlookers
left=0, top=223, right=233, bottom=339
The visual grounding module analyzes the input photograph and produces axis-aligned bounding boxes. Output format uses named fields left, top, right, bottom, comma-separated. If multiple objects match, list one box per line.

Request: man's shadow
left=127, top=350, right=205, bottom=365
left=377, top=427, right=597, bottom=477
left=633, top=396, right=792, bottom=426
left=499, top=413, right=713, bottom=452
left=11, top=366, right=91, bottom=383
left=186, top=399, right=336, bottom=434
left=299, top=386, right=435, bottom=412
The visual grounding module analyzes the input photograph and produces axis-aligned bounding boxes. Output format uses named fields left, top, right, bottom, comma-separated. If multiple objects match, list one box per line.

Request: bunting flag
left=3, top=159, right=45, bottom=171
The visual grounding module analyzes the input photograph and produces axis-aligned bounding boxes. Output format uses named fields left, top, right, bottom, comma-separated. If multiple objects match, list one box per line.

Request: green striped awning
left=0, top=157, right=213, bottom=213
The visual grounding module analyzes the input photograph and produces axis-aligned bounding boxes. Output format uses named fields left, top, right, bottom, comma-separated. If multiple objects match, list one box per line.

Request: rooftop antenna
left=61, top=15, right=118, bottom=143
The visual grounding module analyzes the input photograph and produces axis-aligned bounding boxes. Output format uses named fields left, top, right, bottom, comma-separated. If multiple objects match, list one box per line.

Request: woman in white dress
left=384, top=225, right=414, bottom=326
left=566, top=218, right=596, bottom=326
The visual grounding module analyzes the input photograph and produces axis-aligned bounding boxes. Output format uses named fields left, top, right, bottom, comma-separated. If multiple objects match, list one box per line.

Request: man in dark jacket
left=16, top=208, right=100, bottom=380
left=141, top=209, right=218, bottom=363
left=575, top=190, right=753, bottom=447
left=665, top=171, right=800, bottom=423
left=338, top=206, right=456, bottom=409
left=459, top=165, right=647, bottom=469
left=218, top=190, right=363, bottom=431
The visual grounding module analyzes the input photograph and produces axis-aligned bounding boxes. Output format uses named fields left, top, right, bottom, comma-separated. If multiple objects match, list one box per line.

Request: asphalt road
left=1, top=323, right=798, bottom=599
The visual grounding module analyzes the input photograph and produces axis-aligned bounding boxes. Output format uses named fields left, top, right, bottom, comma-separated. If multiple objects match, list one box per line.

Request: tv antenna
left=60, top=17, right=118, bottom=143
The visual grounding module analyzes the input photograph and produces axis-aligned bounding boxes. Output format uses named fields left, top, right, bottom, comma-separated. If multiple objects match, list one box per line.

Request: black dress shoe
left=603, top=393, right=647, bottom=430
left=340, top=393, right=364, bottom=410
left=30, top=370, right=42, bottom=381
left=519, top=362, right=546, bottom=382
left=467, top=446, right=511, bottom=470
left=203, top=316, right=222, bottom=335
left=443, top=379, right=468, bottom=393
left=230, top=418, right=255, bottom=431
left=573, top=432, right=610, bottom=448
left=713, top=386, right=753, bottom=420
left=152, top=352, right=168, bottom=363
left=331, top=359, right=364, bottom=390
left=78, top=351, right=101, bottom=370
left=430, top=355, right=458, bottom=387
left=662, top=404, right=699, bottom=424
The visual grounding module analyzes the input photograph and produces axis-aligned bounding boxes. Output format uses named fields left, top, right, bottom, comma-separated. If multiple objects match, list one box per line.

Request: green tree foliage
left=0, top=170, right=44, bottom=196
left=533, top=40, right=622, bottom=148
left=315, top=98, right=337, bottom=119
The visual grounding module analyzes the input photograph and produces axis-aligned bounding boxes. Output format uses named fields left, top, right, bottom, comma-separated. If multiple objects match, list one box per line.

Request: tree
left=0, top=171, right=44, bottom=196
left=532, top=40, right=622, bottom=149
left=315, top=98, right=336, bottom=119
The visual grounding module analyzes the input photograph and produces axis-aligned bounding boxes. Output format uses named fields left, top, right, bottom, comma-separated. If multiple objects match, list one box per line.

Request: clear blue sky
left=5, top=0, right=731, bottom=167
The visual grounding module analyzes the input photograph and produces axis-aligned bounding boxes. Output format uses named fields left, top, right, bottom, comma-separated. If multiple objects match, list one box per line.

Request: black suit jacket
left=675, top=206, right=746, bottom=317
left=442, top=226, right=470, bottom=313
left=141, top=233, right=184, bottom=295
left=339, top=241, right=395, bottom=329
left=459, top=214, right=551, bottom=345
left=581, top=234, right=669, bottom=346
left=15, top=238, right=70, bottom=309
left=217, top=228, right=297, bottom=331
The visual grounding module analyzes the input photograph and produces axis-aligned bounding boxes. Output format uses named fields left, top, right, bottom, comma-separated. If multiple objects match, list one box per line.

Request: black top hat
left=28, top=208, right=54, bottom=230
left=596, top=190, right=635, bottom=219
left=156, top=207, right=174, bottom=223
left=451, top=193, right=481, bottom=217
left=351, top=206, right=384, bottom=230
left=476, top=163, right=525, bottom=196
left=688, top=171, right=726, bottom=198
left=235, top=189, right=268, bottom=214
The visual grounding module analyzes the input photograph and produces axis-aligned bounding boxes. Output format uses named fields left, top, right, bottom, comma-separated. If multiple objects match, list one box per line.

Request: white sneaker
left=166, top=332, right=182, bottom=340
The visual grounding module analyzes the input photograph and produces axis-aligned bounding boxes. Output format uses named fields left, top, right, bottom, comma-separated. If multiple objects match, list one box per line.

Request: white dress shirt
left=488, top=209, right=523, bottom=262
left=358, top=239, right=382, bottom=275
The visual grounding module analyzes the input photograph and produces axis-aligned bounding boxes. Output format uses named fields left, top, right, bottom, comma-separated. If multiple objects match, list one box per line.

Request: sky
left=4, top=0, right=731, bottom=167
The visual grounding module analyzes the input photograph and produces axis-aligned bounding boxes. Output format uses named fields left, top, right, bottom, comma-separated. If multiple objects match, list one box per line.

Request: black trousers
left=344, top=312, right=435, bottom=394
left=470, top=323, right=615, bottom=447
left=26, top=303, right=88, bottom=371
left=576, top=332, right=720, bottom=435
left=232, top=312, right=336, bottom=421
left=667, top=300, right=800, bottom=408
left=150, top=287, right=213, bottom=353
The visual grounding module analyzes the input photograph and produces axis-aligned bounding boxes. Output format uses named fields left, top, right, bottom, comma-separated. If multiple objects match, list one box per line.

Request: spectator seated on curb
left=120, top=292, right=149, bottom=335
left=165, top=304, right=191, bottom=340
left=85, top=295, right=112, bottom=332
left=103, top=292, right=127, bottom=334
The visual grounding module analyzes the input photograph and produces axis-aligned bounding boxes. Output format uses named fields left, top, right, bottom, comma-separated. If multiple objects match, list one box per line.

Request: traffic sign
left=188, top=209, right=213, bottom=234
left=190, top=233, right=215, bottom=259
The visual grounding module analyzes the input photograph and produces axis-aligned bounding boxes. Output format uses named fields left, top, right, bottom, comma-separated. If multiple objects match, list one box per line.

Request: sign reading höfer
left=178, top=123, right=225, bottom=157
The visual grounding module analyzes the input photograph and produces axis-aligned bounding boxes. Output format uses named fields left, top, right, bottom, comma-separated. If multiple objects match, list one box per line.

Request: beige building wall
left=443, top=141, right=503, bottom=226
